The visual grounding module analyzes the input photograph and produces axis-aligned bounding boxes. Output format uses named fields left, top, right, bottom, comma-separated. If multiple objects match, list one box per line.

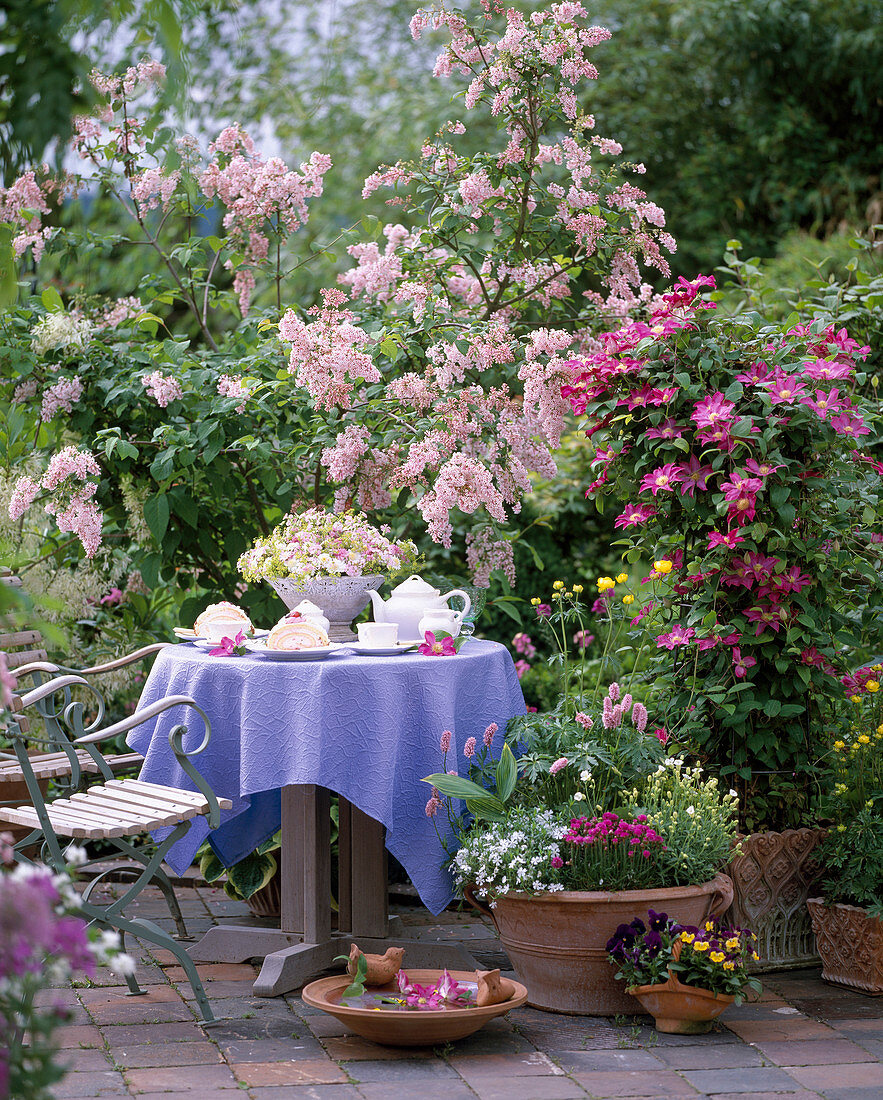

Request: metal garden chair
left=0, top=673, right=232, bottom=1023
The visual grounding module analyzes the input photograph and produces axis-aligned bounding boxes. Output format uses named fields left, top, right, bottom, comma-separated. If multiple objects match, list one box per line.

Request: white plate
left=346, top=642, right=419, bottom=656
left=174, top=626, right=268, bottom=642
left=244, top=640, right=340, bottom=661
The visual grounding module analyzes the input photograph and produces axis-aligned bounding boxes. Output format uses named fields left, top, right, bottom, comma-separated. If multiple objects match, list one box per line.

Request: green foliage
left=197, top=832, right=280, bottom=902
left=587, top=0, right=883, bottom=274
left=818, top=812, right=883, bottom=916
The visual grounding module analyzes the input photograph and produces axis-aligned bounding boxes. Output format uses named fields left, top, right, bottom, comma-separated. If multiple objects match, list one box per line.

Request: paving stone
left=650, top=1044, right=766, bottom=1070
left=249, top=1088, right=364, bottom=1100
left=165, top=962, right=259, bottom=981
left=48, top=1070, right=129, bottom=1097
left=753, top=1038, right=873, bottom=1065
left=322, top=1034, right=437, bottom=1060
left=206, top=1016, right=306, bottom=1041
left=102, top=1021, right=208, bottom=1045
left=467, top=1078, right=588, bottom=1100
left=344, top=1057, right=460, bottom=1082
left=680, top=1065, right=810, bottom=1093
left=57, top=1048, right=115, bottom=1072
left=55, top=1023, right=105, bottom=1048
left=115, top=1093, right=238, bottom=1100
left=698, top=1094, right=822, bottom=1100
left=125, top=1063, right=242, bottom=1092
left=177, top=978, right=263, bottom=999
left=356, top=1082, right=479, bottom=1100
left=86, top=997, right=197, bottom=1025
left=552, top=1049, right=665, bottom=1073
left=77, top=983, right=182, bottom=1005
left=451, top=1051, right=564, bottom=1082
left=230, top=1058, right=350, bottom=1086
left=848, top=1037, right=883, bottom=1060
left=725, top=1018, right=840, bottom=1042
left=446, top=1021, right=537, bottom=1055
left=110, top=1041, right=223, bottom=1067
left=570, top=1069, right=697, bottom=1097
left=218, top=1036, right=326, bottom=1062
left=785, top=1062, right=883, bottom=1092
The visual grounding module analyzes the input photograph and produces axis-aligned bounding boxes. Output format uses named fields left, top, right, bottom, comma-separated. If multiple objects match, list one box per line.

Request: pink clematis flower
left=639, top=463, right=680, bottom=496
left=209, top=630, right=247, bottom=657
left=419, top=631, right=457, bottom=656
left=744, top=457, right=784, bottom=478
left=707, top=529, right=745, bottom=550
left=656, top=625, right=696, bottom=649
left=614, top=503, right=657, bottom=529
left=692, top=392, right=735, bottom=430
left=732, top=647, right=757, bottom=679
left=644, top=417, right=683, bottom=441
left=764, top=374, right=807, bottom=405
left=673, top=455, right=714, bottom=497
left=829, top=411, right=870, bottom=438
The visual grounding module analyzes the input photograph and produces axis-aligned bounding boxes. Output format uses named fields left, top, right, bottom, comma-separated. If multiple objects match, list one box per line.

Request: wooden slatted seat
left=0, top=749, right=145, bottom=785
left=0, top=777, right=231, bottom=839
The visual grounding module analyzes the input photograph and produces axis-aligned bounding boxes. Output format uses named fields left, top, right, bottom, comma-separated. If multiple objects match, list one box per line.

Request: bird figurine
left=475, top=968, right=516, bottom=1007
left=347, top=943, right=405, bottom=985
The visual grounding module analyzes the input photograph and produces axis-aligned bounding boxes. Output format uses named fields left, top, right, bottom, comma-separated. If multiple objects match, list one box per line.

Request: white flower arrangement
left=452, top=809, right=568, bottom=902
left=237, top=507, right=418, bottom=584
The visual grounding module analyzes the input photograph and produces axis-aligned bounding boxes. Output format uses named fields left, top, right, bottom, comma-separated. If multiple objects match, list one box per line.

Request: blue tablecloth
left=128, top=639, right=525, bottom=915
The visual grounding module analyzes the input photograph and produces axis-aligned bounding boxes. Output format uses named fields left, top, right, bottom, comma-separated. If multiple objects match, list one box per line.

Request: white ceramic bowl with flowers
left=237, top=508, right=418, bottom=641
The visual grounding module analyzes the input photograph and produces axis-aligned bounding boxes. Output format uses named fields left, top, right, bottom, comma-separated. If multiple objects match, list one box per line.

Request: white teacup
left=357, top=621, right=398, bottom=647
left=202, top=620, right=247, bottom=643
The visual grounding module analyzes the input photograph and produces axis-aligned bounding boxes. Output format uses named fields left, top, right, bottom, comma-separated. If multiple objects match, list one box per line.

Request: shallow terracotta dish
left=301, top=969, right=527, bottom=1046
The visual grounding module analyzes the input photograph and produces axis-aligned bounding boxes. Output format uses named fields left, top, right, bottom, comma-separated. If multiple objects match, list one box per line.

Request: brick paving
left=47, top=880, right=882, bottom=1100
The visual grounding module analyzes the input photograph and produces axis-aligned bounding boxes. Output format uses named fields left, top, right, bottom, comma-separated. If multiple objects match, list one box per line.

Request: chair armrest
left=10, top=661, right=61, bottom=679
left=65, top=642, right=171, bottom=677
left=19, top=675, right=91, bottom=709
left=74, top=695, right=201, bottom=744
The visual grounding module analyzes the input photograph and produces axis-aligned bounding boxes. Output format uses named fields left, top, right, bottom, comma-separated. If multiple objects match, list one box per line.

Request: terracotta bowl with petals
left=301, top=969, right=527, bottom=1046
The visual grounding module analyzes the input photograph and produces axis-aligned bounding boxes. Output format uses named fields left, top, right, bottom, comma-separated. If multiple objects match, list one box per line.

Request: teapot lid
left=390, top=574, right=439, bottom=598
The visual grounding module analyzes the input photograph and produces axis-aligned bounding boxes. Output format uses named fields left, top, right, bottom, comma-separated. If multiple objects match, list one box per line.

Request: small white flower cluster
left=31, top=311, right=93, bottom=355
left=238, top=507, right=418, bottom=584
left=452, top=809, right=568, bottom=901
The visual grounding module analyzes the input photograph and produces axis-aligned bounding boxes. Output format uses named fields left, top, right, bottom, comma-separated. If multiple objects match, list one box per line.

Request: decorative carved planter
left=725, top=829, right=826, bottom=971
left=807, top=899, right=883, bottom=996
left=465, top=873, right=734, bottom=1016
left=266, top=575, right=384, bottom=641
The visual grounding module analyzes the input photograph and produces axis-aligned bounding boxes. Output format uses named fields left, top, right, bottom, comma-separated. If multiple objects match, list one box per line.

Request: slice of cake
left=266, top=619, right=329, bottom=650
left=194, top=601, right=253, bottom=636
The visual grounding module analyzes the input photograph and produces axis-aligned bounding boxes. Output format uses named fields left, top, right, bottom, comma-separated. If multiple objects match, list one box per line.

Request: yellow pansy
left=725, top=937, right=740, bottom=950
left=680, top=932, right=695, bottom=944
left=654, top=559, right=673, bottom=574
left=723, top=960, right=736, bottom=970
left=751, top=951, right=760, bottom=961
left=616, top=573, right=629, bottom=583
left=704, top=921, right=714, bottom=932
left=710, top=951, right=726, bottom=963
left=693, top=941, right=709, bottom=952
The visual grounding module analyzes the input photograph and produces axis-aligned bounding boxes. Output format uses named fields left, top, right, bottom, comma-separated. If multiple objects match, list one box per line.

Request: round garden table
left=129, top=638, right=525, bottom=995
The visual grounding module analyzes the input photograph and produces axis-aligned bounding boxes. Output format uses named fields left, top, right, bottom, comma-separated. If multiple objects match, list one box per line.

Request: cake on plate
left=194, top=601, right=253, bottom=635
left=266, top=618, right=329, bottom=650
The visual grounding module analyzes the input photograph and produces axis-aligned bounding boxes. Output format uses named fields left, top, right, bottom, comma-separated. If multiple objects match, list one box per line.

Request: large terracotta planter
left=807, top=898, right=883, bottom=996
left=726, top=829, right=826, bottom=971
left=244, top=865, right=281, bottom=919
left=464, top=872, right=734, bottom=1016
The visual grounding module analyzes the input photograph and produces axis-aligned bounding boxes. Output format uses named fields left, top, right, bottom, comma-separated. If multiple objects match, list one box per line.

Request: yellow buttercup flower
left=867, top=680, right=879, bottom=692
left=553, top=580, right=565, bottom=591
left=833, top=740, right=845, bottom=751
left=531, top=597, right=541, bottom=606
left=859, top=735, right=871, bottom=744
left=654, top=559, right=673, bottom=574
left=850, top=695, right=862, bottom=703
left=616, top=573, right=629, bottom=583
left=596, top=576, right=616, bottom=591
left=623, top=595, right=635, bottom=605
left=878, top=723, right=883, bottom=734
left=573, top=584, right=584, bottom=594
left=710, top=951, right=725, bottom=963
left=693, top=941, right=709, bottom=952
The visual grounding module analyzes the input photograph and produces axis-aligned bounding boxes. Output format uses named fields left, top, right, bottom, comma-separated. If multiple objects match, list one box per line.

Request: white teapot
left=367, top=575, right=471, bottom=643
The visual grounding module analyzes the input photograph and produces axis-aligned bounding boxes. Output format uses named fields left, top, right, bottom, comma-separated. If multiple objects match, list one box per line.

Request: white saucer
left=244, top=640, right=341, bottom=661
left=175, top=626, right=268, bottom=642
left=347, top=642, right=419, bottom=656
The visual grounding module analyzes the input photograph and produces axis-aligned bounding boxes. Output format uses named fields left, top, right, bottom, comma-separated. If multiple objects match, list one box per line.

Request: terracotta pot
left=807, top=898, right=883, bottom=996
left=464, top=872, right=734, bottom=1016
left=628, top=974, right=734, bottom=1034
left=726, top=829, right=826, bottom=971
